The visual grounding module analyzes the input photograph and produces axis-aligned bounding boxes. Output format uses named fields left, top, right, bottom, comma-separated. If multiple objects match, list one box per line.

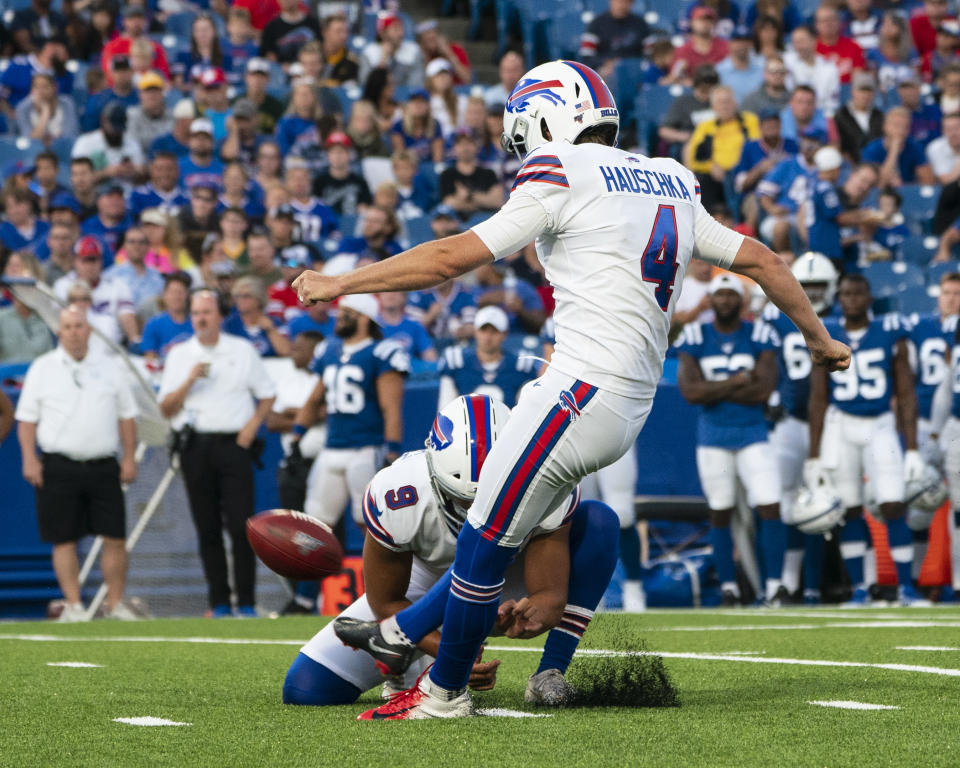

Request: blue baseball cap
left=801, top=125, right=828, bottom=144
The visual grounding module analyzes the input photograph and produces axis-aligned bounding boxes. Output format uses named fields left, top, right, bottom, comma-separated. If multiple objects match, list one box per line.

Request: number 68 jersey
left=471, top=141, right=744, bottom=403
left=362, top=451, right=579, bottom=574
left=822, top=313, right=910, bottom=416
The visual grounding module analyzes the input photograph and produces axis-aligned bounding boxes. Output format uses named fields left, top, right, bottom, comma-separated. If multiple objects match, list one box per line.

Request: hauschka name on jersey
left=598, top=164, right=694, bottom=200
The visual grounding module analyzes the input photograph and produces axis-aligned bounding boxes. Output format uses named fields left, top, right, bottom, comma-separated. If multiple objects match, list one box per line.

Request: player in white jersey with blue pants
left=294, top=60, right=850, bottom=719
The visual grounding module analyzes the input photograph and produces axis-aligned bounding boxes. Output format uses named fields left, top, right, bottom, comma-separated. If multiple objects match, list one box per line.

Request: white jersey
left=472, top=141, right=744, bottom=399
left=361, top=450, right=578, bottom=572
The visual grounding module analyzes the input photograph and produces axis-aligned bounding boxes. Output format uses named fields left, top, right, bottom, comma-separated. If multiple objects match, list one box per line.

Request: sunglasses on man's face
left=193, top=194, right=216, bottom=203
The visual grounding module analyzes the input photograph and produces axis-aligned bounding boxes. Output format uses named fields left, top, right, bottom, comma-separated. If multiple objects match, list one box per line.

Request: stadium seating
left=895, top=284, right=937, bottom=315
left=406, top=215, right=434, bottom=246
left=900, top=234, right=940, bottom=266
left=0, top=137, right=44, bottom=170
left=927, top=260, right=960, bottom=286
left=900, top=184, right=941, bottom=236
left=862, top=260, right=925, bottom=298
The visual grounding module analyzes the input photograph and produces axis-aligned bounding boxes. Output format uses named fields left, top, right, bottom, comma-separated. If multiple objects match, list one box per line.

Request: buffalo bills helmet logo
left=429, top=412, right=456, bottom=451
left=506, top=78, right=567, bottom=114
left=558, top=390, right=581, bottom=421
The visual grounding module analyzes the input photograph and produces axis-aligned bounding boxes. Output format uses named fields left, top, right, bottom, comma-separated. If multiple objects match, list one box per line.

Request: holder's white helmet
left=425, top=395, right=512, bottom=531
left=501, top=59, right=619, bottom=160
left=791, top=252, right=838, bottom=314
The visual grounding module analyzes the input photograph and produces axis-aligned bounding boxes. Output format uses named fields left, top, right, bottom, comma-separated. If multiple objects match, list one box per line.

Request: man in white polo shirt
left=159, top=290, right=277, bottom=618
left=16, top=305, right=139, bottom=623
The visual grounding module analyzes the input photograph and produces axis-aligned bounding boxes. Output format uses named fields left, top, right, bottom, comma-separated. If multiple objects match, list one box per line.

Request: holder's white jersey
left=362, top=450, right=578, bottom=572
left=472, top=141, right=745, bottom=399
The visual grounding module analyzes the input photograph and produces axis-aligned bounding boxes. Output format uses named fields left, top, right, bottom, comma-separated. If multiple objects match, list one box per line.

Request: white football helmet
left=792, top=482, right=845, bottom=535
left=501, top=60, right=620, bottom=160
left=904, top=460, right=948, bottom=517
left=791, top=252, right=838, bottom=314
left=424, top=394, right=512, bottom=531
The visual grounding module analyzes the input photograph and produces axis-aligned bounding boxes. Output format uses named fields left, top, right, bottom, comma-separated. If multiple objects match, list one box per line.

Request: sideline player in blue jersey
left=293, top=293, right=409, bottom=532
left=808, top=274, right=930, bottom=605
left=437, top=306, right=538, bottom=409
left=907, top=273, right=960, bottom=573
left=933, top=305, right=960, bottom=596
left=763, top=252, right=838, bottom=604
left=677, top=274, right=787, bottom=605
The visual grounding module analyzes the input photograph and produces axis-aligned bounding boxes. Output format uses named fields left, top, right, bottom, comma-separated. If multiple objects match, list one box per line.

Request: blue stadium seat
left=927, top=259, right=960, bottom=285
left=643, top=0, right=683, bottom=29
left=406, top=216, right=434, bottom=246
left=895, top=284, right=937, bottom=315
left=49, top=136, right=75, bottom=166
left=165, top=12, right=198, bottom=41
left=636, top=84, right=688, bottom=154
left=899, top=234, right=940, bottom=266
left=612, top=58, right=647, bottom=131
left=503, top=332, right=543, bottom=357
left=899, top=184, right=941, bottom=235
left=862, top=260, right=925, bottom=297
left=0, top=137, right=44, bottom=170
left=545, top=9, right=585, bottom=60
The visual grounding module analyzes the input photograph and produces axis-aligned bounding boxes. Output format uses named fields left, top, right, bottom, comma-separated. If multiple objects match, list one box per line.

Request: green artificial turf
left=1, top=607, right=959, bottom=768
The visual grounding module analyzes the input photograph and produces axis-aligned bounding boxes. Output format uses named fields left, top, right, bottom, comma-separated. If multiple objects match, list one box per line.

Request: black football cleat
left=333, top=617, right=418, bottom=676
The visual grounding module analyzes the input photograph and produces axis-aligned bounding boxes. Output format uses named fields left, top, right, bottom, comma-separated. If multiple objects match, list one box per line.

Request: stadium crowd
left=2, top=0, right=960, bottom=617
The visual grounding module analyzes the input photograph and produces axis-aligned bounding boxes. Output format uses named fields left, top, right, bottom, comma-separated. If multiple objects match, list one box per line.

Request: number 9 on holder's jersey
left=641, top=204, right=679, bottom=311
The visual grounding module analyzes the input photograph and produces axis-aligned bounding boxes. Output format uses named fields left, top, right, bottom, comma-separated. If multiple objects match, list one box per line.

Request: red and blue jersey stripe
left=478, top=379, right=598, bottom=542
left=512, top=154, right=568, bottom=191
left=450, top=572, right=504, bottom=604
left=362, top=486, right=396, bottom=548
left=464, top=394, right=493, bottom=483
left=560, top=60, right=615, bottom=110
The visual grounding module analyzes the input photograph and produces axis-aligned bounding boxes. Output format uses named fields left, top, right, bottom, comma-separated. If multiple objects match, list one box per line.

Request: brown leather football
left=246, top=510, right=344, bottom=580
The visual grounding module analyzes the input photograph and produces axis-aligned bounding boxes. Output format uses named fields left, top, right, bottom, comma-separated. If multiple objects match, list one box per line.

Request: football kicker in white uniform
left=293, top=58, right=850, bottom=719
left=282, top=395, right=620, bottom=707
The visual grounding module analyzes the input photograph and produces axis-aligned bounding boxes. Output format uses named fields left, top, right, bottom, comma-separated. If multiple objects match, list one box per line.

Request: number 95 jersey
left=822, top=314, right=909, bottom=416
left=310, top=337, right=410, bottom=449
left=362, top=451, right=580, bottom=574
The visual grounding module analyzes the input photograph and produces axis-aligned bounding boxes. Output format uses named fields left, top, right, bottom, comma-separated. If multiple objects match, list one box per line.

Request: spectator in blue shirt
left=872, top=188, right=913, bottom=259
left=80, top=55, right=138, bottom=133
left=0, top=36, right=72, bottom=110
left=141, top=271, right=193, bottom=362
left=0, top=186, right=50, bottom=255
left=276, top=81, right=323, bottom=156
left=389, top=90, right=446, bottom=164
left=180, top=118, right=224, bottom=190
left=80, top=182, right=134, bottom=266
left=223, top=275, right=291, bottom=357
left=861, top=106, right=936, bottom=186
left=105, top=226, right=165, bottom=311
left=287, top=301, right=335, bottom=339
left=732, top=110, right=798, bottom=231
left=475, top=260, right=546, bottom=335
left=717, top=27, right=765, bottom=103
left=897, top=77, right=942, bottom=148
left=336, top=205, right=403, bottom=263
left=171, top=14, right=233, bottom=91
left=377, top=290, right=438, bottom=362
left=130, top=152, right=189, bottom=218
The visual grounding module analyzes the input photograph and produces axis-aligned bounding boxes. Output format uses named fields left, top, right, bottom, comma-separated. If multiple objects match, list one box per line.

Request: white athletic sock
left=380, top=615, right=413, bottom=647
left=782, top=549, right=803, bottom=594
left=721, top=581, right=739, bottom=596
left=765, top=578, right=782, bottom=601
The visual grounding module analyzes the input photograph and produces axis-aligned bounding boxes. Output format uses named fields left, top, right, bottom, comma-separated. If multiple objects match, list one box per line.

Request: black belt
left=192, top=432, right=240, bottom=441
left=43, top=452, right=115, bottom=465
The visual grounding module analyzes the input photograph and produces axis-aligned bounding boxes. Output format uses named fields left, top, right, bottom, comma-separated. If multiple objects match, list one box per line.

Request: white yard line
left=477, top=708, right=552, bottom=718
left=808, top=701, right=899, bottom=711
left=46, top=661, right=102, bottom=668
left=113, top=717, right=191, bottom=726
left=896, top=646, right=960, bottom=652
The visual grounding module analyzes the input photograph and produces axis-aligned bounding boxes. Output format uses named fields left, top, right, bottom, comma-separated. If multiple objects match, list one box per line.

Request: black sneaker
left=280, top=599, right=314, bottom=616
left=333, top=617, right=417, bottom=676
left=768, top=585, right=792, bottom=608
left=720, top=589, right=740, bottom=607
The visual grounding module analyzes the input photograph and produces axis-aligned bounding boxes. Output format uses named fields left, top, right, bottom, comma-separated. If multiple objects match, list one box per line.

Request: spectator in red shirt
left=912, top=0, right=956, bottom=58
left=232, top=0, right=281, bottom=33
left=416, top=20, right=472, bottom=85
left=815, top=4, right=866, bottom=84
left=100, top=7, right=170, bottom=87
left=672, top=6, right=730, bottom=85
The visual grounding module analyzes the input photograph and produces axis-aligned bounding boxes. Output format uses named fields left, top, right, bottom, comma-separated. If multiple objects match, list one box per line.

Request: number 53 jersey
left=472, top=141, right=745, bottom=401
left=310, top=337, right=410, bottom=449
left=362, top=451, right=579, bottom=574
left=822, top=314, right=910, bottom=416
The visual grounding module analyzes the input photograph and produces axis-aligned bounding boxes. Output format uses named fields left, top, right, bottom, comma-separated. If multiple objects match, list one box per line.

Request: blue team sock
left=538, top=501, right=620, bottom=675
left=430, top=523, right=516, bottom=693
left=786, top=523, right=804, bottom=552
left=760, top=517, right=787, bottom=588
left=840, top=516, right=868, bottom=588
left=885, top=516, right=914, bottom=587
left=803, top=533, right=825, bottom=592
left=394, top=567, right=453, bottom=643
left=282, top=653, right=363, bottom=706
left=618, top=523, right=643, bottom=581
left=710, top=526, right=737, bottom=586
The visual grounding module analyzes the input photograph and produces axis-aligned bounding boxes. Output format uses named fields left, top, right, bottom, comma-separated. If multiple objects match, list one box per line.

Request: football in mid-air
left=246, top=510, right=344, bottom=580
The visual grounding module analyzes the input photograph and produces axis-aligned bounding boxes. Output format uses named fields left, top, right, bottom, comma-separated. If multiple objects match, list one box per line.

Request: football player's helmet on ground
left=791, top=252, right=838, bottom=314
left=425, top=394, right=512, bottom=530
left=904, top=457, right=948, bottom=526
left=501, top=60, right=620, bottom=159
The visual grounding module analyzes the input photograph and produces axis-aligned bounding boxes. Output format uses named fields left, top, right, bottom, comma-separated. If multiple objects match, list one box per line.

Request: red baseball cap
left=692, top=6, right=718, bottom=20
left=325, top=131, right=352, bottom=149
left=376, top=11, right=400, bottom=36
left=200, top=67, right=227, bottom=88
left=74, top=235, right=103, bottom=259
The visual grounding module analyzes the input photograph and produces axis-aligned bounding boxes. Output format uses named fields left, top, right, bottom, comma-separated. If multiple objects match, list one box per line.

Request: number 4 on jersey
left=641, top=204, right=679, bottom=311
